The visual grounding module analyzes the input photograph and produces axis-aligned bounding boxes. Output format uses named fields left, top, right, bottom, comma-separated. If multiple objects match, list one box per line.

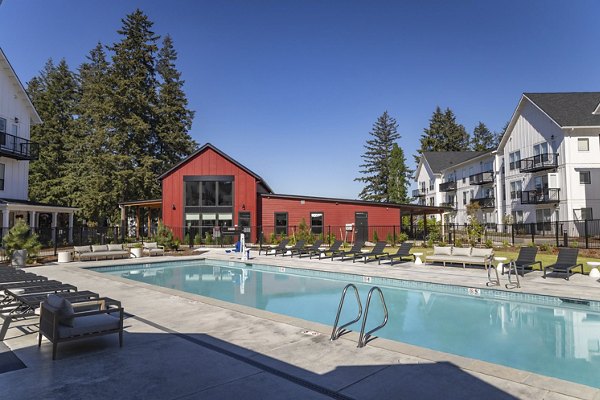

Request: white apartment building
left=0, top=48, right=76, bottom=238
left=414, top=92, right=600, bottom=234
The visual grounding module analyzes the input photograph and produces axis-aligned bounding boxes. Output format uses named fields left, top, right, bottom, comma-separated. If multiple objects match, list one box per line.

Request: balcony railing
left=519, top=153, right=558, bottom=173
left=439, top=181, right=457, bottom=192
left=441, top=202, right=457, bottom=210
left=470, top=196, right=495, bottom=208
left=469, top=171, right=494, bottom=185
left=521, top=188, right=560, bottom=204
left=0, top=132, right=39, bottom=160
left=412, top=188, right=426, bottom=197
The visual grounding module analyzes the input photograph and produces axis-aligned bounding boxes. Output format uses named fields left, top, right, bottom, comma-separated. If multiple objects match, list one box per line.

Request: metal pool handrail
left=330, top=284, right=363, bottom=341
left=358, top=286, right=388, bottom=348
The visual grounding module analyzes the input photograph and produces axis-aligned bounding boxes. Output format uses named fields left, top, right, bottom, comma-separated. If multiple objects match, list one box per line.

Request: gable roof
left=0, top=48, right=42, bottom=124
left=421, top=151, right=488, bottom=173
left=158, top=143, right=274, bottom=193
left=524, top=92, right=600, bottom=127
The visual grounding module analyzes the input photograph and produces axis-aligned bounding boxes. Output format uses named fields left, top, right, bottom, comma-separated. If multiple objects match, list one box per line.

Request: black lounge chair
left=331, top=241, right=365, bottom=261
left=259, top=239, right=290, bottom=256
left=312, top=240, right=343, bottom=259
left=502, top=247, right=542, bottom=276
left=543, top=248, right=584, bottom=280
left=293, top=240, right=323, bottom=258
left=353, top=241, right=387, bottom=263
left=378, top=242, right=415, bottom=265
left=281, top=240, right=306, bottom=257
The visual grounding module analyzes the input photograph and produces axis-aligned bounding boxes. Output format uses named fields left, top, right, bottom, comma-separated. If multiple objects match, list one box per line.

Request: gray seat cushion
left=57, top=313, right=120, bottom=338
left=46, top=294, right=75, bottom=327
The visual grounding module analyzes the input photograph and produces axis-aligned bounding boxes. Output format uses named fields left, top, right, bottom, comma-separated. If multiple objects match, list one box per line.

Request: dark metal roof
left=262, top=193, right=448, bottom=214
left=0, top=198, right=76, bottom=209
left=524, top=92, right=600, bottom=127
left=422, top=151, right=488, bottom=173
left=158, top=143, right=274, bottom=193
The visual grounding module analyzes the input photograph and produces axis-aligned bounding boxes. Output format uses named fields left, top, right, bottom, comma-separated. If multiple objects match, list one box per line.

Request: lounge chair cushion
left=145, top=242, right=158, bottom=249
left=452, top=247, right=472, bottom=256
left=433, top=246, right=452, bottom=256
left=57, top=314, right=120, bottom=339
left=74, top=245, right=91, bottom=254
left=92, top=245, right=108, bottom=252
left=471, top=248, right=493, bottom=258
left=46, top=294, right=75, bottom=327
left=108, top=244, right=123, bottom=251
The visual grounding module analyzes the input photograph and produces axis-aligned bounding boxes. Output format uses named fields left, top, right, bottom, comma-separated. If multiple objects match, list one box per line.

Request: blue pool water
left=96, top=259, right=600, bottom=388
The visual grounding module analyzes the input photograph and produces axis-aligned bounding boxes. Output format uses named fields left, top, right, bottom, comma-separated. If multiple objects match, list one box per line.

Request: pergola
left=399, top=204, right=450, bottom=238
left=118, top=199, right=162, bottom=239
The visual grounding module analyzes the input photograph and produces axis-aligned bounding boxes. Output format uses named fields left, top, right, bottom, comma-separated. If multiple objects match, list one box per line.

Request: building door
left=355, top=212, right=368, bottom=243
left=238, top=212, right=251, bottom=242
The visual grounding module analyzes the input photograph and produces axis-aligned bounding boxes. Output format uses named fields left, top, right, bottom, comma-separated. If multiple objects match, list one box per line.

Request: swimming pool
left=96, top=259, right=600, bottom=388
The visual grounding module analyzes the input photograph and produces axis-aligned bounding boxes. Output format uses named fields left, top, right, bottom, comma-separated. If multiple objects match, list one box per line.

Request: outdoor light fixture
left=14, top=117, right=18, bottom=123
left=171, top=204, right=176, bottom=210
left=242, top=204, right=246, bottom=210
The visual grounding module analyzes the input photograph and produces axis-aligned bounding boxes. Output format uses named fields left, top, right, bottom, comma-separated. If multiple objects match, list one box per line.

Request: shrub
left=569, top=241, right=579, bottom=248
left=386, top=232, right=394, bottom=245
left=184, top=233, right=190, bottom=245
left=502, top=240, right=510, bottom=248
left=373, top=230, right=379, bottom=242
left=539, top=243, right=550, bottom=252
left=155, top=223, right=177, bottom=250
left=204, top=231, right=213, bottom=245
left=485, top=239, right=493, bottom=248
left=527, top=242, right=536, bottom=248
left=194, top=233, right=202, bottom=245
left=397, top=232, right=408, bottom=243
left=2, top=220, right=41, bottom=263
left=295, top=218, right=313, bottom=243
left=269, top=232, right=277, bottom=244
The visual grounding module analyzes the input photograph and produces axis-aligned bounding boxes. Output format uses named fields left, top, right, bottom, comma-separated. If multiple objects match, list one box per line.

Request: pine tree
left=28, top=59, right=80, bottom=206
left=355, top=111, right=401, bottom=202
left=494, top=120, right=509, bottom=148
left=415, top=106, right=470, bottom=164
left=387, top=143, right=411, bottom=203
left=155, top=34, right=196, bottom=172
left=471, top=122, right=495, bottom=151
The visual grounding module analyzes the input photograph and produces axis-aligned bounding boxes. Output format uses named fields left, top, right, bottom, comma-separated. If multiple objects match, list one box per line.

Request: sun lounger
left=312, top=240, right=343, bottom=259
left=542, top=248, right=584, bottom=280
left=378, top=242, right=415, bottom=265
left=259, top=239, right=290, bottom=255
left=143, top=242, right=165, bottom=256
left=294, top=240, right=324, bottom=258
left=503, top=247, right=542, bottom=276
left=281, top=240, right=306, bottom=257
left=352, top=241, right=387, bottom=263
left=331, top=241, right=365, bottom=261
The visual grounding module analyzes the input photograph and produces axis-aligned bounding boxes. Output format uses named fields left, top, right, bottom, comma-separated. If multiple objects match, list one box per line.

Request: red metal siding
left=161, top=148, right=259, bottom=234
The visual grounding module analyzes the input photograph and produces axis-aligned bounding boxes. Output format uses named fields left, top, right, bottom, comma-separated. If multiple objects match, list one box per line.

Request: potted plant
left=2, top=220, right=41, bottom=267
left=130, top=242, right=143, bottom=258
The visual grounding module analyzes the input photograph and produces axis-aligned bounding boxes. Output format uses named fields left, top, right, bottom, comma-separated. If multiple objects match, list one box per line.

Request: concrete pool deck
left=2, top=251, right=600, bottom=399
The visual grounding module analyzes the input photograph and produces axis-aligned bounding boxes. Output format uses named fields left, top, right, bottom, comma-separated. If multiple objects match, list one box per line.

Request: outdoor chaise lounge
left=38, top=294, right=124, bottom=359
left=280, top=240, right=306, bottom=257
left=502, top=247, right=542, bottom=276
left=293, top=240, right=323, bottom=258
left=331, top=241, right=365, bottom=261
left=425, top=246, right=494, bottom=269
left=312, top=240, right=343, bottom=259
left=378, top=242, right=415, bottom=265
left=352, top=241, right=387, bottom=263
left=259, top=239, right=290, bottom=256
left=542, top=248, right=584, bottom=280
left=74, top=244, right=130, bottom=261
left=143, top=242, right=165, bottom=256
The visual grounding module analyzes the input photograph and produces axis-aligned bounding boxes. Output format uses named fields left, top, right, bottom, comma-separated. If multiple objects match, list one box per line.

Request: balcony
left=470, top=196, right=495, bottom=208
left=439, top=181, right=457, bottom=192
left=519, top=153, right=558, bottom=173
left=412, top=188, right=426, bottom=198
left=0, top=132, right=39, bottom=160
left=469, top=171, right=494, bottom=185
left=441, top=202, right=457, bottom=210
left=521, top=188, right=560, bottom=204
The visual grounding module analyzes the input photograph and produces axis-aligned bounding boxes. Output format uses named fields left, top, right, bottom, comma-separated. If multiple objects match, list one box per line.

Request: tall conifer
left=387, top=143, right=411, bottom=203
left=471, top=122, right=495, bottom=151
left=415, top=106, right=470, bottom=164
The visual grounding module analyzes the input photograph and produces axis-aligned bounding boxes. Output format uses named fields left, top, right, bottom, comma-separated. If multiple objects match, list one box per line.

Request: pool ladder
left=330, top=284, right=389, bottom=348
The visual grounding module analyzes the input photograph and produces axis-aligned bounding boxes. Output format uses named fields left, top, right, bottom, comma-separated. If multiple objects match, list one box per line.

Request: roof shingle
left=524, top=92, right=600, bottom=127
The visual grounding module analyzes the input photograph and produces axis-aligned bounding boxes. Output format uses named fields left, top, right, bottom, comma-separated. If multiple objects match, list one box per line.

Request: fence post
left=564, top=230, right=568, bottom=247
left=53, top=227, right=58, bottom=256
left=555, top=220, right=559, bottom=247
left=511, top=224, right=515, bottom=246
left=328, top=226, right=331, bottom=246
left=585, top=219, right=589, bottom=249
left=188, top=228, right=193, bottom=249
left=393, top=226, right=396, bottom=246
left=530, top=223, right=535, bottom=244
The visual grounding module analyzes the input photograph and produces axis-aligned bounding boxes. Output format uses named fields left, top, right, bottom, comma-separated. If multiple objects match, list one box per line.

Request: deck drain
left=301, top=330, right=320, bottom=336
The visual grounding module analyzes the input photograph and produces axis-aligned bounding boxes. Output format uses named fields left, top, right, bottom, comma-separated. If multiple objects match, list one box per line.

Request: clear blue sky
left=1, top=0, right=599, bottom=199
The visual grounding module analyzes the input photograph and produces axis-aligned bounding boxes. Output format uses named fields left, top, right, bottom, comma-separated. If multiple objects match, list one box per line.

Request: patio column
left=68, top=213, right=74, bottom=243
left=440, top=212, right=445, bottom=238
left=51, top=212, right=58, bottom=243
left=29, top=211, right=37, bottom=229
left=136, top=206, right=140, bottom=239
left=147, top=208, right=151, bottom=238
left=2, top=208, right=9, bottom=238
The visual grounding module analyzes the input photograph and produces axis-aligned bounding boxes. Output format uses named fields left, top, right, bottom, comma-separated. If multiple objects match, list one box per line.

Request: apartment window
left=274, top=213, right=288, bottom=235
left=420, top=181, right=426, bottom=193
left=310, top=212, right=323, bottom=234
left=509, top=151, right=521, bottom=170
left=580, top=171, right=591, bottom=184
left=0, top=163, right=4, bottom=191
left=462, top=191, right=468, bottom=205
left=429, top=179, right=434, bottom=191
left=510, top=181, right=522, bottom=200
left=428, top=197, right=434, bottom=206
left=578, top=138, right=590, bottom=151
left=581, top=208, right=593, bottom=220
left=462, top=169, right=467, bottom=183
left=0, top=118, right=6, bottom=147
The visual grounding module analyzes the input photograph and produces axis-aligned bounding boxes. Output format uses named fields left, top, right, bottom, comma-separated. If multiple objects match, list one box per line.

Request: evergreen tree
left=415, top=106, right=470, bottom=164
left=155, top=34, right=196, bottom=172
left=387, top=143, right=411, bottom=203
left=470, top=122, right=495, bottom=151
left=28, top=59, right=80, bottom=206
left=355, top=111, right=401, bottom=202
left=494, top=120, right=509, bottom=148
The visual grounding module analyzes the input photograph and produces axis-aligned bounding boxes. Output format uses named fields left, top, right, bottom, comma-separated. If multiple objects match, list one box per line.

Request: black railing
left=469, top=171, right=494, bottom=185
left=0, top=131, right=39, bottom=160
left=439, top=181, right=457, bottom=192
left=470, top=196, right=495, bottom=208
left=521, top=188, right=560, bottom=204
left=441, top=202, right=457, bottom=210
left=519, top=153, right=558, bottom=173
left=412, top=188, right=426, bottom=197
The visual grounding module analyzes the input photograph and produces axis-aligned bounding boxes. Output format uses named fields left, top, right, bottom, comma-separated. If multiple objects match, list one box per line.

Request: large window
left=275, top=213, right=288, bottom=235
left=310, top=212, right=323, bottom=234
left=510, top=181, right=522, bottom=200
left=578, top=138, right=590, bottom=151
left=509, top=151, right=521, bottom=170
left=202, top=181, right=216, bottom=206
left=184, top=179, right=233, bottom=207
left=218, top=181, right=233, bottom=206
left=185, top=182, right=200, bottom=206
left=0, top=163, right=4, bottom=191
left=580, top=171, right=591, bottom=184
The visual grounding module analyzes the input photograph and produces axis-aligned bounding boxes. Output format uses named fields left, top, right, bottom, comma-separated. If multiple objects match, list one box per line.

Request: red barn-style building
left=158, top=143, right=445, bottom=243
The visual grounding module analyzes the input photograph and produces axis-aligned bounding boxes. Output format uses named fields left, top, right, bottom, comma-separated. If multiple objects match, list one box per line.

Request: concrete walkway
left=1, top=252, right=600, bottom=399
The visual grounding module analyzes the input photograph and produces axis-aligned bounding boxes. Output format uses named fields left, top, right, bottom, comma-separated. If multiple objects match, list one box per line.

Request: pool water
left=97, top=260, right=600, bottom=388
